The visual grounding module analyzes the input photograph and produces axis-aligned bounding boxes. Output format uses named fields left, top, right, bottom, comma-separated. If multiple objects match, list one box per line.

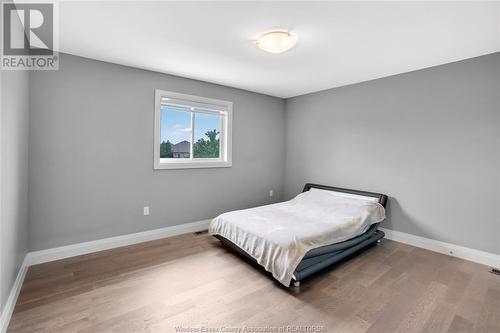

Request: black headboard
left=302, top=183, right=388, bottom=208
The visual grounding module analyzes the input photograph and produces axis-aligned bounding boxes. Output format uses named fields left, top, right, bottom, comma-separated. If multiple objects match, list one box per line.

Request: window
left=154, top=90, right=232, bottom=169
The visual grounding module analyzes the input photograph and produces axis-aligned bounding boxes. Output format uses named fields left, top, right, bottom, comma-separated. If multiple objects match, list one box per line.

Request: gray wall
left=0, top=4, right=30, bottom=313
left=29, top=53, right=285, bottom=251
left=0, top=59, right=30, bottom=312
left=26, top=51, right=500, bottom=256
left=285, top=53, right=500, bottom=255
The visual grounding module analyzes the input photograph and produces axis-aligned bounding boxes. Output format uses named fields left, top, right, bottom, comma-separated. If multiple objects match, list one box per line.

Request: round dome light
left=255, top=30, right=298, bottom=54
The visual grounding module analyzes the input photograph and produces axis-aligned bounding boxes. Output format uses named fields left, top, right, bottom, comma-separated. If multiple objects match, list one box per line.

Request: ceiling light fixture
left=255, top=30, right=298, bottom=54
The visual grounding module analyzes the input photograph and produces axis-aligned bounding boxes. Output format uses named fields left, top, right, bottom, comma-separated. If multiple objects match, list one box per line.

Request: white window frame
left=154, top=89, right=233, bottom=170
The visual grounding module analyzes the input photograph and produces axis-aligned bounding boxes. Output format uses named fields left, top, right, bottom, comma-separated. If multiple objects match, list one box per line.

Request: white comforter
left=209, top=188, right=386, bottom=286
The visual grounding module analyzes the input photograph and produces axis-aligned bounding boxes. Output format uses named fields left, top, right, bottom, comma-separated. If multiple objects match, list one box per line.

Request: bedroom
left=1, top=1, right=499, bottom=332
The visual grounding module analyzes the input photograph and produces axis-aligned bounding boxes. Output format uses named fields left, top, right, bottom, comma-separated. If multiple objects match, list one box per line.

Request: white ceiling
left=57, top=1, right=500, bottom=98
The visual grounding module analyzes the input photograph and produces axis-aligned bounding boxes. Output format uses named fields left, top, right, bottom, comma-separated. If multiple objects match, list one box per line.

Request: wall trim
left=25, top=219, right=211, bottom=266
left=0, top=258, right=28, bottom=333
left=379, top=227, right=500, bottom=268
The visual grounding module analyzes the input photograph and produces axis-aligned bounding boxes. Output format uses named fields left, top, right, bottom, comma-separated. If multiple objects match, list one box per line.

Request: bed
left=209, top=183, right=388, bottom=287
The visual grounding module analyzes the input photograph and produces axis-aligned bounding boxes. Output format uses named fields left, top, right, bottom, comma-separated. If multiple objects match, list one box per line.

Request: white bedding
left=209, top=188, right=386, bottom=286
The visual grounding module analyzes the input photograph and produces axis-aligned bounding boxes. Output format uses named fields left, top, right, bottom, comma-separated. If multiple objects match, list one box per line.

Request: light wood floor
left=8, top=232, right=500, bottom=333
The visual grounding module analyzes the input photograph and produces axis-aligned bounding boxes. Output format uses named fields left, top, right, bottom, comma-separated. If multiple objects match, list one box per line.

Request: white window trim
left=154, top=89, right=233, bottom=170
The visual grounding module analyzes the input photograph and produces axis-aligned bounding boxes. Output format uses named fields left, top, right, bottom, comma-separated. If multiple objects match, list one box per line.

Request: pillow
left=309, top=188, right=379, bottom=203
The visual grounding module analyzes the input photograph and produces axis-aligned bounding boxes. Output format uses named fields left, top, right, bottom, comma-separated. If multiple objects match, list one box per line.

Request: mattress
left=209, top=188, right=386, bottom=286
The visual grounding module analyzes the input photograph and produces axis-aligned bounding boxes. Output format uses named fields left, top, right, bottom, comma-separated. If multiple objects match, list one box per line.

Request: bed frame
left=214, top=183, right=388, bottom=287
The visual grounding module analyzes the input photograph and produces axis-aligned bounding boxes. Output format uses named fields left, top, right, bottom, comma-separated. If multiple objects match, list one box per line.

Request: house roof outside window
left=172, top=140, right=190, bottom=154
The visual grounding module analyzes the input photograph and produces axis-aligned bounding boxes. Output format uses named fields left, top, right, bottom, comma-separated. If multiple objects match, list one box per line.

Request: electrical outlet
left=269, top=190, right=274, bottom=197
left=143, top=206, right=150, bottom=216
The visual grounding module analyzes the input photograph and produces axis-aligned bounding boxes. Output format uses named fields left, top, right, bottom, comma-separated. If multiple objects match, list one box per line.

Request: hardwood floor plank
left=447, top=315, right=474, bottom=333
left=474, top=287, right=500, bottom=333
left=7, top=234, right=500, bottom=333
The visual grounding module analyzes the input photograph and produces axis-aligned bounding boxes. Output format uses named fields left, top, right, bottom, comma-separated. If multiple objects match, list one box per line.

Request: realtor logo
left=1, top=2, right=58, bottom=70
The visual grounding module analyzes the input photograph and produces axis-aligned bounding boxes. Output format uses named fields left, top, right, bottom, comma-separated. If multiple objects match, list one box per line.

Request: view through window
left=160, top=108, right=222, bottom=159
left=154, top=90, right=232, bottom=169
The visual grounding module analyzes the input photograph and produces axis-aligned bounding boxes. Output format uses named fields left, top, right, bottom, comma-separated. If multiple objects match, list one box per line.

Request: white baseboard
left=0, top=257, right=28, bottom=333
left=25, top=219, right=211, bottom=266
left=379, top=227, right=500, bottom=268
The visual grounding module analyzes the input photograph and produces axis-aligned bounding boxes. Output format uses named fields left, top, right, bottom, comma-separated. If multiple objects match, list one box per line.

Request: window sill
left=154, top=160, right=232, bottom=170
